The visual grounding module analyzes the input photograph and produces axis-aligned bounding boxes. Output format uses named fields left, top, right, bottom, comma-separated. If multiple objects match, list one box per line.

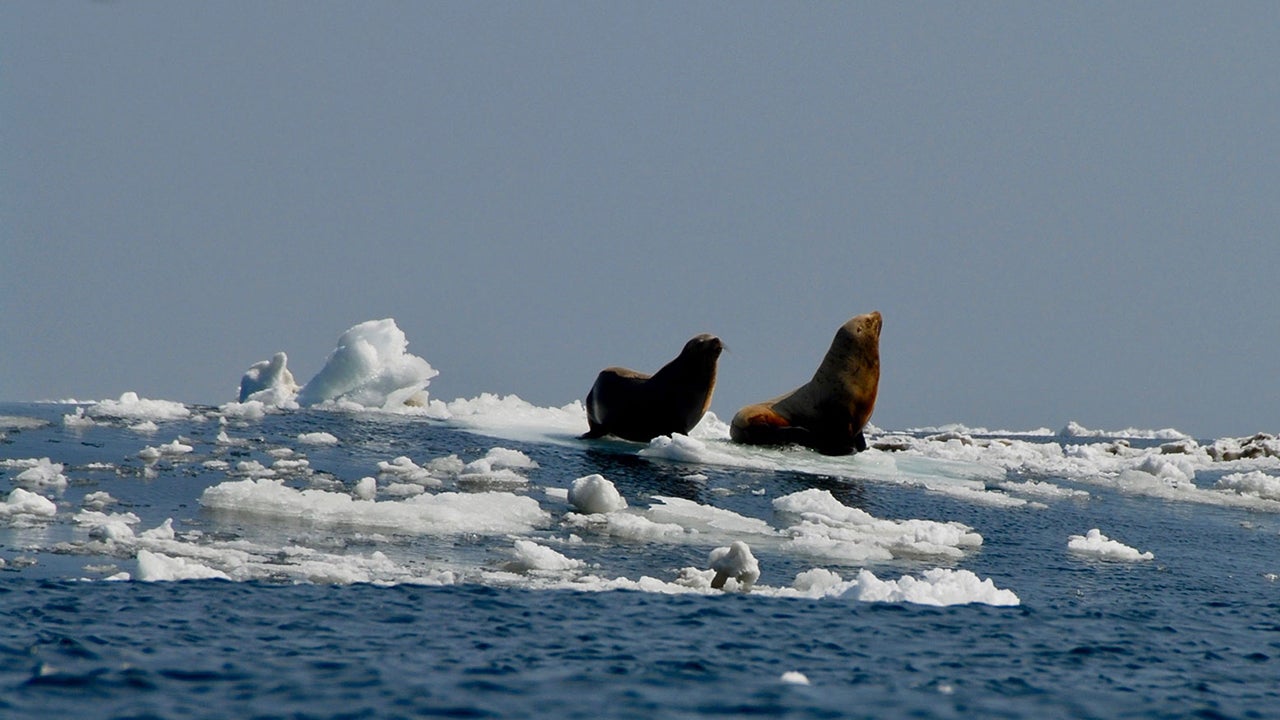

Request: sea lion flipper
left=852, top=430, right=867, bottom=453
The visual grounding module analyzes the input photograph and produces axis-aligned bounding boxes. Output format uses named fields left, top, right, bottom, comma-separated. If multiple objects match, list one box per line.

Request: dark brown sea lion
left=582, top=334, right=724, bottom=442
left=729, top=312, right=881, bottom=455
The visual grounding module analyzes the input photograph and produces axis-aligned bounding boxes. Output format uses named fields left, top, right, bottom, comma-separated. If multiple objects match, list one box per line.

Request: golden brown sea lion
left=730, top=312, right=881, bottom=455
left=582, top=334, right=724, bottom=442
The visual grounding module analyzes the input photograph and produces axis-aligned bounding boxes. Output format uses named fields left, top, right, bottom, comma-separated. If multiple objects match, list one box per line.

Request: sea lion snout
left=684, top=334, right=725, bottom=358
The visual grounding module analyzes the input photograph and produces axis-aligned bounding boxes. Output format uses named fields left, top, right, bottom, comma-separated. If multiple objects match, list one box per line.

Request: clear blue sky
left=3, top=3, right=1277, bottom=438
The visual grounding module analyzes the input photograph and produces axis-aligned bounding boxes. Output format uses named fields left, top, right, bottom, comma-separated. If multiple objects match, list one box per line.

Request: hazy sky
left=4, top=3, right=1278, bottom=438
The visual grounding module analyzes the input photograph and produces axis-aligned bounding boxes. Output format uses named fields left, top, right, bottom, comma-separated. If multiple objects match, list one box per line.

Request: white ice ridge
left=82, top=392, right=192, bottom=423
left=199, top=478, right=548, bottom=536
left=562, top=477, right=981, bottom=563
left=877, top=428, right=1280, bottom=511
left=1067, top=529, right=1154, bottom=562
left=295, top=318, right=438, bottom=409
left=584, top=563, right=1019, bottom=606
left=1215, top=471, right=1280, bottom=501
left=786, top=567, right=1020, bottom=606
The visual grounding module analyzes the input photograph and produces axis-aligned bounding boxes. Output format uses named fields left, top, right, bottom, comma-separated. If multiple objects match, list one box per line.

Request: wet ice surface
left=3, top=398, right=1280, bottom=717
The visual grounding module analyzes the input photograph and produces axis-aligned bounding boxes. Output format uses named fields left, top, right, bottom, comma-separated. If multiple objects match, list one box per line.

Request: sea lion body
left=730, top=312, right=881, bottom=455
left=583, top=334, right=724, bottom=443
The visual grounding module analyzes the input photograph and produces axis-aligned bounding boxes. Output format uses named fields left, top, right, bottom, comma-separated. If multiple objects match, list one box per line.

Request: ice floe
left=4, top=457, right=69, bottom=492
left=1067, top=529, right=1154, bottom=562
left=238, top=351, right=300, bottom=404
left=708, top=541, right=760, bottom=591
left=0, top=488, right=58, bottom=522
left=568, top=474, right=628, bottom=514
left=84, top=392, right=192, bottom=423
left=199, top=478, right=550, bottom=536
left=296, top=319, right=437, bottom=410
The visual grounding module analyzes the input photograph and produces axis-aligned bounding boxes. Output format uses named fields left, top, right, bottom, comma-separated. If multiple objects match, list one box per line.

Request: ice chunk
left=503, top=540, right=585, bottom=573
left=845, top=568, right=1020, bottom=606
left=780, top=671, right=811, bottom=686
left=238, top=352, right=300, bottom=403
left=568, top=474, right=627, bottom=514
left=709, top=541, right=759, bottom=591
left=1067, top=529, right=1153, bottom=561
left=136, top=549, right=231, bottom=582
left=1216, top=471, right=1280, bottom=501
left=199, top=478, right=549, bottom=536
left=0, top=488, right=58, bottom=520
left=296, top=319, right=437, bottom=409
left=86, top=392, right=191, bottom=422
left=297, top=432, right=340, bottom=445
left=12, top=458, right=69, bottom=491
left=377, top=456, right=441, bottom=488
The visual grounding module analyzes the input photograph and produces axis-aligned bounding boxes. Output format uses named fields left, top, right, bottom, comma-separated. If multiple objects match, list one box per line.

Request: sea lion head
left=833, top=311, right=881, bottom=361
left=679, top=333, right=725, bottom=367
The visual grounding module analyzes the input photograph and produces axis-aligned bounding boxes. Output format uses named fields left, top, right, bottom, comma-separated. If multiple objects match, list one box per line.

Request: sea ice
left=1215, top=471, right=1280, bottom=501
left=774, top=489, right=983, bottom=561
left=297, top=431, right=340, bottom=445
left=567, top=474, right=628, bottom=514
left=376, top=456, right=441, bottom=488
left=503, top=539, right=585, bottom=573
left=1067, top=529, right=1154, bottom=561
left=0, top=488, right=58, bottom=521
left=199, top=478, right=549, bottom=536
left=296, top=319, right=438, bottom=410
left=85, top=392, right=192, bottom=422
left=836, top=568, right=1020, bottom=606
left=708, top=541, right=759, bottom=591
left=136, top=549, right=231, bottom=582
left=238, top=351, right=300, bottom=403
left=10, top=458, right=69, bottom=491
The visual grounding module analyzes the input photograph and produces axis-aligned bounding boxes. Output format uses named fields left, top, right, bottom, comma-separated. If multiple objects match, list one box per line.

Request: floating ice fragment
left=377, top=456, right=441, bottom=487
left=297, top=319, right=437, bottom=409
left=504, top=540, right=585, bottom=573
left=354, top=477, right=377, bottom=500
left=1067, top=529, right=1154, bottom=561
left=297, top=432, right=339, bottom=446
left=86, top=392, right=191, bottom=422
left=12, top=458, right=68, bottom=491
left=199, top=479, right=549, bottom=536
left=239, top=352, right=300, bottom=403
left=780, top=671, right=811, bottom=686
left=136, top=549, right=231, bottom=582
left=0, top=488, right=58, bottom=520
left=62, top=407, right=98, bottom=429
left=83, top=491, right=117, bottom=510
left=848, top=568, right=1020, bottom=606
left=568, top=474, right=627, bottom=514
left=709, top=541, right=759, bottom=591
left=139, top=518, right=176, bottom=541
left=1216, top=471, right=1280, bottom=501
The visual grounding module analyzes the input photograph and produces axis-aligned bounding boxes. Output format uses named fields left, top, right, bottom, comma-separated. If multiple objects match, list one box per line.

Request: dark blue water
left=3, top=402, right=1279, bottom=718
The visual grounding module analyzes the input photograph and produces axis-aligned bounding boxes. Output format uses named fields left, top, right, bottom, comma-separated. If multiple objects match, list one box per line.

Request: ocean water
left=3, top=399, right=1280, bottom=719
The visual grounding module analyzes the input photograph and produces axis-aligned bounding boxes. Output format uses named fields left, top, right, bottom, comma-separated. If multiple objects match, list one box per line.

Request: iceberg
left=238, top=352, right=300, bottom=403
left=296, top=319, right=438, bottom=409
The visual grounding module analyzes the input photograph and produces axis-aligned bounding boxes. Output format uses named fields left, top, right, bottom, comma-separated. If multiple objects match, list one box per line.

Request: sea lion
left=730, top=311, right=881, bottom=455
left=582, top=334, right=724, bottom=442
